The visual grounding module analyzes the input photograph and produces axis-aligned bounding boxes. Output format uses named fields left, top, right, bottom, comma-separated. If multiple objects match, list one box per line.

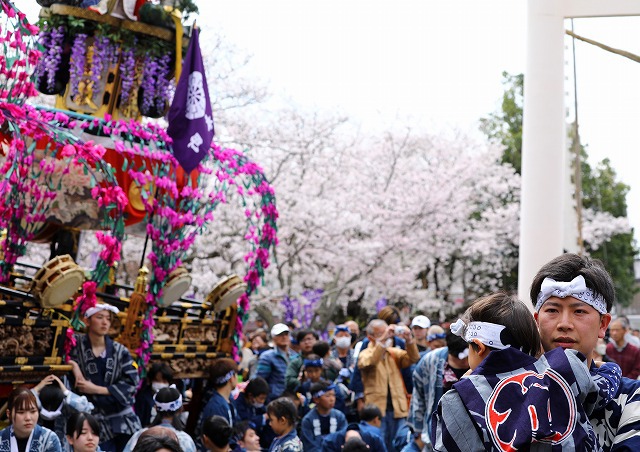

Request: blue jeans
left=380, top=410, right=406, bottom=451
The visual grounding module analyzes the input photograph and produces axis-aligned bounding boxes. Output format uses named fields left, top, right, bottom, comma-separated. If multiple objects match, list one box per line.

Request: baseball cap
left=410, top=315, right=431, bottom=329
left=271, top=323, right=290, bottom=337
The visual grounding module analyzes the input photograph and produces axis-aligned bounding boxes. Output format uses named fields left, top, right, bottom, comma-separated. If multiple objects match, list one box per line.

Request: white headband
left=153, top=385, right=183, bottom=412
left=451, top=319, right=510, bottom=350
left=40, top=401, right=63, bottom=420
left=84, top=303, right=119, bottom=318
left=536, top=275, right=607, bottom=314
left=214, top=370, right=236, bottom=385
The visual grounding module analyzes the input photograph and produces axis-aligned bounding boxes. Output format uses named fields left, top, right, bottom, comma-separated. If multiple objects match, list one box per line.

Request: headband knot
left=536, top=275, right=606, bottom=314
left=451, top=319, right=511, bottom=350
left=40, top=401, right=63, bottom=420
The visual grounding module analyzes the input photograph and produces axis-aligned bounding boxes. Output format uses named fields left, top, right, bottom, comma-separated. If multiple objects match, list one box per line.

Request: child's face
left=240, top=428, right=261, bottom=451
left=268, top=413, right=290, bottom=436
left=304, top=366, right=322, bottom=382
left=313, top=389, right=336, bottom=412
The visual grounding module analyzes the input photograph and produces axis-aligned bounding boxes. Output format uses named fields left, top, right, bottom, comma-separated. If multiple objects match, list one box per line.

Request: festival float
left=0, top=0, right=277, bottom=429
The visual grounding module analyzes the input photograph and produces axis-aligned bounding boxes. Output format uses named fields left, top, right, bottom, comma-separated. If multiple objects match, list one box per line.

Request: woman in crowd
left=66, top=412, right=100, bottom=452
left=0, top=386, right=62, bottom=451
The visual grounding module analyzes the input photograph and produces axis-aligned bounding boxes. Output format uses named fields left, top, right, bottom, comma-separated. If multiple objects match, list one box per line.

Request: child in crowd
left=201, top=416, right=233, bottom=452
left=233, top=377, right=269, bottom=435
left=66, top=412, right=100, bottom=452
left=231, top=421, right=261, bottom=452
left=295, top=354, right=324, bottom=417
left=123, top=386, right=196, bottom=452
left=134, top=362, right=174, bottom=427
left=321, top=404, right=387, bottom=452
left=432, top=292, right=622, bottom=451
left=32, top=374, right=94, bottom=446
left=300, top=381, right=347, bottom=450
left=266, top=398, right=302, bottom=452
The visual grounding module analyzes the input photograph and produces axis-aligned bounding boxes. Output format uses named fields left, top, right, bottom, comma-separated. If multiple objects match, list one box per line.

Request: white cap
left=410, top=315, right=431, bottom=329
left=271, top=323, right=290, bottom=337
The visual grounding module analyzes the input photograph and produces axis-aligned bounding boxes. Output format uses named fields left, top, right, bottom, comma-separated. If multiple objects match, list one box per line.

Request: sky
left=12, top=0, right=640, bottom=243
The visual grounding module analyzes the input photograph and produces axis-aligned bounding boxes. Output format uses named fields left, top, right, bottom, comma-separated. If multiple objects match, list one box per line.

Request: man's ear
left=599, top=313, right=612, bottom=338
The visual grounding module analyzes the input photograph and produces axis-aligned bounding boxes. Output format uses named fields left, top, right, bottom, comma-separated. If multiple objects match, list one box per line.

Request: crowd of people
left=2, top=253, right=640, bottom=451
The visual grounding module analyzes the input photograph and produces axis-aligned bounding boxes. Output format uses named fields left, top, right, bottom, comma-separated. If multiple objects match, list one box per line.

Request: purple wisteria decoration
left=119, top=42, right=136, bottom=106
left=140, top=54, right=158, bottom=114
left=90, top=35, right=117, bottom=101
left=281, top=289, right=323, bottom=328
left=69, top=33, right=88, bottom=98
left=36, top=25, right=64, bottom=92
left=376, top=297, right=388, bottom=313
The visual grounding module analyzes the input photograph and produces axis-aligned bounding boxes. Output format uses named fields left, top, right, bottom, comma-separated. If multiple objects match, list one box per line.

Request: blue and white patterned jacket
left=300, top=407, right=347, bottom=451
left=0, top=425, right=62, bottom=452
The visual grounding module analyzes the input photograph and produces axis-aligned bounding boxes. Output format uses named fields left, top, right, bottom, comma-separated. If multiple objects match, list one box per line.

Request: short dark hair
left=39, top=384, right=65, bottom=412
left=530, top=253, right=615, bottom=312
left=132, top=434, right=182, bottom=452
left=312, top=341, right=331, bottom=357
left=445, top=331, right=468, bottom=358
left=463, top=293, right=541, bottom=358
left=147, top=361, right=173, bottom=383
left=202, top=415, right=233, bottom=448
left=267, top=397, right=297, bottom=426
left=67, top=412, right=100, bottom=440
left=296, top=329, right=319, bottom=344
left=232, top=420, right=255, bottom=445
left=245, top=377, right=270, bottom=397
left=359, top=404, right=382, bottom=423
left=343, top=437, right=370, bottom=452
left=208, top=358, right=238, bottom=388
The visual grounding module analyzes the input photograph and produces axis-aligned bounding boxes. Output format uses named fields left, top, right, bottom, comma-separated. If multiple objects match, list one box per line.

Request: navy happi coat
left=432, top=347, right=621, bottom=451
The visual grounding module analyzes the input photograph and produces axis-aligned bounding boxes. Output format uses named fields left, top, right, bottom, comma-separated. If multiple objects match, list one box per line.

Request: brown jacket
left=358, top=340, right=420, bottom=418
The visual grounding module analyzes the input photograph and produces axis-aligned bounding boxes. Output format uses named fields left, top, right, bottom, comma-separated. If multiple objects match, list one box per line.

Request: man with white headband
left=68, top=303, right=141, bottom=452
left=532, top=253, right=640, bottom=451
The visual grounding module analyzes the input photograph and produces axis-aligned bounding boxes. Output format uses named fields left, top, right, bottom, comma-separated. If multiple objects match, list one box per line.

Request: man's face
left=535, top=296, right=611, bottom=363
left=299, top=333, right=317, bottom=354
left=273, top=332, right=291, bottom=349
left=367, top=324, right=386, bottom=342
left=608, top=320, right=626, bottom=344
left=411, top=326, right=427, bottom=341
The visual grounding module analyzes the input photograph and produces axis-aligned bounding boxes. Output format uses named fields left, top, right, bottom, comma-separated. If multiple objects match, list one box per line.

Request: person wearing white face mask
left=135, top=362, right=174, bottom=427
left=331, top=325, right=356, bottom=373
left=232, top=377, right=270, bottom=443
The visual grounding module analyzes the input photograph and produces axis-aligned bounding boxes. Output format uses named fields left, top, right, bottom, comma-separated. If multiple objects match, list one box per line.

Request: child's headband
left=450, top=319, right=510, bottom=350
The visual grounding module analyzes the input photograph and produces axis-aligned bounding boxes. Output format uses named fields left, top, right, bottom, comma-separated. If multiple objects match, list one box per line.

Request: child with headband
left=431, top=292, right=621, bottom=451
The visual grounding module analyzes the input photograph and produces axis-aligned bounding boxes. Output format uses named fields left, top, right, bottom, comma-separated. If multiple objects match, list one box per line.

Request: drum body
left=31, top=255, right=85, bottom=308
left=205, top=274, right=247, bottom=313
left=158, top=266, right=191, bottom=307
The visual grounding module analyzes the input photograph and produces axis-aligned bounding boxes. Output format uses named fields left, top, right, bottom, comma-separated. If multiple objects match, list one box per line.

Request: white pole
left=518, top=0, right=567, bottom=307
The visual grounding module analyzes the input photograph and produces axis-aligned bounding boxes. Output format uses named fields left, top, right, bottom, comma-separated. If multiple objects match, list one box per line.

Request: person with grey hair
left=358, top=319, right=420, bottom=451
left=606, top=317, right=640, bottom=379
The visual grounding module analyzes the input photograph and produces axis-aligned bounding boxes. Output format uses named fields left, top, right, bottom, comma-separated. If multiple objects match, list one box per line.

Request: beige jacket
left=358, top=340, right=420, bottom=418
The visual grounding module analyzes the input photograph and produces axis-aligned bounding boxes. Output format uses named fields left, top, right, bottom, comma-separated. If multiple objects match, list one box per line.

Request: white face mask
left=335, top=337, right=352, bottom=349
left=152, top=382, right=169, bottom=393
left=596, top=344, right=607, bottom=356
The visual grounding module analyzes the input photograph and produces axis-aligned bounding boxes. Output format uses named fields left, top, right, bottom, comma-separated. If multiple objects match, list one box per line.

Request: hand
left=75, top=379, right=108, bottom=396
left=34, top=374, right=56, bottom=394
left=68, top=360, right=85, bottom=384
left=382, top=325, right=396, bottom=341
left=400, top=328, right=414, bottom=344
